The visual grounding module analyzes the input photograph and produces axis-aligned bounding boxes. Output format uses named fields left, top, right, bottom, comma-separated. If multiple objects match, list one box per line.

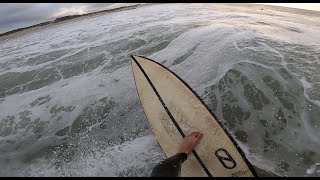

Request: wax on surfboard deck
left=130, top=55, right=257, bottom=177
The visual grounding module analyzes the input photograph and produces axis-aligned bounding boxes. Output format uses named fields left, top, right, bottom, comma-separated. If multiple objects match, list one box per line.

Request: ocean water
left=0, top=3, right=320, bottom=177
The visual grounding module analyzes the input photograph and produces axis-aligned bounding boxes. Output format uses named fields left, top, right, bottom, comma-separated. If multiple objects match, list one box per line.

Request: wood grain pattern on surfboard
left=131, top=55, right=257, bottom=177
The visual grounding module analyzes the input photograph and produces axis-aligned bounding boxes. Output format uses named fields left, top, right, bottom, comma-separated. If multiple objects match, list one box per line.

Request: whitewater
left=0, top=3, right=320, bottom=177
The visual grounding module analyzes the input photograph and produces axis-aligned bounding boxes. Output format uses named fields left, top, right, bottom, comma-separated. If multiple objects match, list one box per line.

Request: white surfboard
left=131, top=55, right=257, bottom=177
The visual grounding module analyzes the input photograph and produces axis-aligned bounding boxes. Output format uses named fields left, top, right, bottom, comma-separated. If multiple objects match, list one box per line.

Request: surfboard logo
left=215, top=148, right=237, bottom=169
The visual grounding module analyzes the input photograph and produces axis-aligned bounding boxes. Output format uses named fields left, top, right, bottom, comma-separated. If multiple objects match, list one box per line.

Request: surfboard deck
left=131, top=55, right=257, bottom=177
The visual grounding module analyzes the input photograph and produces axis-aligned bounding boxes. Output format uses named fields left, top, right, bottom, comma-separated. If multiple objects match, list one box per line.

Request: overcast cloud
left=0, top=3, right=140, bottom=33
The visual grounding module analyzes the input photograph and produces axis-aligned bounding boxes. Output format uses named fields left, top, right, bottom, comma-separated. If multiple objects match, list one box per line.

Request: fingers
left=195, top=131, right=200, bottom=137
left=187, top=131, right=203, bottom=140
left=187, top=131, right=198, bottom=137
left=187, top=131, right=200, bottom=135
left=178, top=131, right=204, bottom=154
left=196, top=133, right=203, bottom=143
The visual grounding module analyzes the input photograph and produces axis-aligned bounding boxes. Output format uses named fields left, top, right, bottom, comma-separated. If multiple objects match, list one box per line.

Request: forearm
left=150, top=153, right=188, bottom=177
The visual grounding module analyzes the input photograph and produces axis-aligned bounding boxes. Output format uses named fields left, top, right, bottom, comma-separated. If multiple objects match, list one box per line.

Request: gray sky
left=0, top=3, right=140, bottom=33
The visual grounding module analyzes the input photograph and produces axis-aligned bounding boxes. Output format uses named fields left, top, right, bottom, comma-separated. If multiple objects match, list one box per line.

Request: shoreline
left=0, top=4, right=152, bottom=42
left=1, top=3, right=319, bottom=43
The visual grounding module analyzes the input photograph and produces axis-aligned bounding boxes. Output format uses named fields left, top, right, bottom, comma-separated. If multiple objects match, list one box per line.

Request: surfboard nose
left=131, top=55, right=147, bottom=65
left=131, top=55, right=139, bottom=63
left=131, top=55, right=139, bottom=60
left=130, top=55, right=137, bottom=65
left=131, top=55, right=152, bottom=64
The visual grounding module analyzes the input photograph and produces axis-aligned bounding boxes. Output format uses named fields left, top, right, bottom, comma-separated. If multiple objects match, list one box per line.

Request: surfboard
left=130, top=55, right=257, bottom=177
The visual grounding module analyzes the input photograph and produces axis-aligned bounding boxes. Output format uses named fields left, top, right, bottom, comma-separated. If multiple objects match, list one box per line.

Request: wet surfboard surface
left=131, top=55, right=257, bottom=177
